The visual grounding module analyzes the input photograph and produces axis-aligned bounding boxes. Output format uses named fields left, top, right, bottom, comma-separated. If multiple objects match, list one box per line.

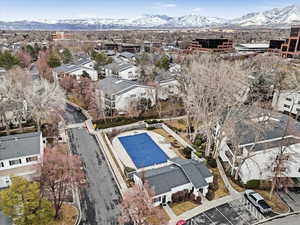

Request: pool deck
left=112, top=130, right=177, bottom=171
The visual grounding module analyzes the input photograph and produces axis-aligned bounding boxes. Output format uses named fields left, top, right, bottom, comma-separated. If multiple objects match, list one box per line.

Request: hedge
left=245, top=180, right=260, bottom=189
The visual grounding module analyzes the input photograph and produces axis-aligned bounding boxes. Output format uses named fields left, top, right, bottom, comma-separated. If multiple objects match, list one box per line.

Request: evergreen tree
left=0, top=177, right=54, bottom=225
left=47, top=53, right=61, bottom=68
left=61, top=48, right=72, bottom=64
left=0, top=51, right=20, bottom=70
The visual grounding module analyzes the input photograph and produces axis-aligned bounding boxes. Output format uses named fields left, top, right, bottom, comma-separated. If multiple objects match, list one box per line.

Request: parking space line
left=228, top=202, right=251, bottom=225
left=215, top=207, right=234, bottom=225
left=203, top=212, right=215, bottom=224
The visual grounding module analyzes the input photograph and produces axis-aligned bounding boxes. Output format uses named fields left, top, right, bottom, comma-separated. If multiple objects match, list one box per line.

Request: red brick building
left=281, top=25, right=300, bottom=58
left=189, top=39, right=233, bottom=53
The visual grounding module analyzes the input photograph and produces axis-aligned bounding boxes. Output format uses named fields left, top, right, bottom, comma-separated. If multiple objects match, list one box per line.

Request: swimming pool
left=118, top=133, right=169, bottom=169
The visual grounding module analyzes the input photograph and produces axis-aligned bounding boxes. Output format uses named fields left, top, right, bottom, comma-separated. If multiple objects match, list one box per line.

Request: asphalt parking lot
left=187, top=200, right=260, bottom=225
left=279, top=189, right=300, bottom=211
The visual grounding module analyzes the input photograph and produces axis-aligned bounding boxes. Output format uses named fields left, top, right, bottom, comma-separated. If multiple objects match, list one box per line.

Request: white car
left=245, top=190, right=272, bottom=214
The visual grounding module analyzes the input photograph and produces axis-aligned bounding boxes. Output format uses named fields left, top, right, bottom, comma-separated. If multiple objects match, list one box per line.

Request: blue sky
left=0, top=0, right=299, bottom=21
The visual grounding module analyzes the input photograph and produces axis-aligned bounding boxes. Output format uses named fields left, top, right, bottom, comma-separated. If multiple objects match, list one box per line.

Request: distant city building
left=189, top=39, right=233, bottom=52
left=52, top=32, right=73, bottom=41
left=281, top=25, right=300, bottom=58
left=269, top=40, right=285, bottom=52
left=235, top=43, right=270, bottom=53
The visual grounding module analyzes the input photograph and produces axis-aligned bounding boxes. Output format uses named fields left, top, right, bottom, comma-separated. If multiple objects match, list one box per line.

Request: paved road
left=68, top=128, right=121, bottom=225
left=64, top=103, right=87, bottom=125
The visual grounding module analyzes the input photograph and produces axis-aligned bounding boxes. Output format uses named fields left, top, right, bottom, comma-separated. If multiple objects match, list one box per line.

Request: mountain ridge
left=1, top=4, right=300, bottom=30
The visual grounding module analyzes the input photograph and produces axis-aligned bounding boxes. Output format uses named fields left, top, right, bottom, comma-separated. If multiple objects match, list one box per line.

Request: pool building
left=134, top=158, right=213, bottom=207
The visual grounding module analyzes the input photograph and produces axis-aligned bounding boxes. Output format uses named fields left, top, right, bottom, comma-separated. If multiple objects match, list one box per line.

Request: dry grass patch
left=211, top=168, right=229, bottom=199
left=165, top=119, right=187, bottom=130
left=146, top=207, right=170, bottom=225
left=228, top=178, right=245, bottom=192
left=152, top=128, right=185, bottom=158
left=50, top=204, right=77, bottom=225
left=170, top=201, right=200, bottom=216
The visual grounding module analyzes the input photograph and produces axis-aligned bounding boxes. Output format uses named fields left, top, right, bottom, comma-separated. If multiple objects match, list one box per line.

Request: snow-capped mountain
left=231, top=4, right=300, bottom=26
left=0, top=4, right=299, bottom=30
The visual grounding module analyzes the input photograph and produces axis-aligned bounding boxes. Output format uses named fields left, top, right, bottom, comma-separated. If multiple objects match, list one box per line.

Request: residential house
left=155, top=73, right=180, bottom=100
left=272, top=90, right=300, bottom=118
left=0, top=99, right=28, bottom=128
left=219, top=108, right=300, bottom=184
left=118, top=51, right=136, bottom=63
left=134, top=158, right=213, bottom=207
left=105, top=63, right=139, bottom=80
left=97, top=77, right=155, bottom=113
left=0, top=132, right=45, bottom=181
left=53, top=64, right=98, bottom=81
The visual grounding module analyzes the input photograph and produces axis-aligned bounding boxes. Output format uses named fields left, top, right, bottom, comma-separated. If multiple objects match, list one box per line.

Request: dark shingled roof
left=0, top=132, right=42, bottom=160
left=138, top=158, right=212, bottom=196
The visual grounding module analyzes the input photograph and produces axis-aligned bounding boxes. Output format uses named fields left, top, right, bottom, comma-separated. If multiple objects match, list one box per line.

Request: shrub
left=206, top=190, right=215, bottom=201
left=189, top=193, right=196, bottom=201
left=245, top=180, right=261, bottom=189
left=206, top=158, right=217, bottom=168
left=144, top=119, right=163, bottom=124
left=195, top=196, right=202, bottom=204
left=146, top=127, right=156, bottom=130
left=181, top=147, right=193, bottom=159
left=194, top=151, right=202, bottom=158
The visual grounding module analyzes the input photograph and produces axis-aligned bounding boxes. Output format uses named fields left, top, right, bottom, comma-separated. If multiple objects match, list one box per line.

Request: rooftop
left=138, top=158, right=212, bottom=196
left=0, top=132, right=42, bottom=160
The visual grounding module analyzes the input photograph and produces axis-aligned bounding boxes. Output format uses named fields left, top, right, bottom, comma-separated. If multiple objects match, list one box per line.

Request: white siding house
left=155, top=73, right=180, bottom=100
left=133, top=158, right=213, bottom=207
left=105, top=63, right=139, bottom=80
left=272, top=90, right=300, bottom=117
left=0, top=132, right=45, bottom=183
left=53, top=64, right=98, bottom=81
left=97, top=77, right=155, bottom=113
left=219, top=109, right=300, bottom=184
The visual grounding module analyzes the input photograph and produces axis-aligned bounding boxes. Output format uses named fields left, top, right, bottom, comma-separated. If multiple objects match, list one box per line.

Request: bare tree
left=24, top=79, right=66, bottom=131
left=119, top=182, right=168, bottom=225
left=180, top=54, right=251, bottom=157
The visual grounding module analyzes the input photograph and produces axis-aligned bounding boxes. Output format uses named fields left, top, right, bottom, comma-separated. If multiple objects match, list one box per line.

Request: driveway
left=64, top=103, right=87, bottom=125
left=68, top=128, right=121, bottom=225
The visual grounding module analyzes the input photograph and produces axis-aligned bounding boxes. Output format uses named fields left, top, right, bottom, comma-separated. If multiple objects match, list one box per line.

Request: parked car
left=176, top=220, right=187, bottom=225
left=245, top=190, right=272, bottom=214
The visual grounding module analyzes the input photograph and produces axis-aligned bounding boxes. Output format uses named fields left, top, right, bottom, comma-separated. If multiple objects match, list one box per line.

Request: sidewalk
left=217, top=158, right=240, bottom=196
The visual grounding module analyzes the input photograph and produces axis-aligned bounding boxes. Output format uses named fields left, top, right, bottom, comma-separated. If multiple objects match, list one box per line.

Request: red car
left=176, top=220, right=187, bottom=225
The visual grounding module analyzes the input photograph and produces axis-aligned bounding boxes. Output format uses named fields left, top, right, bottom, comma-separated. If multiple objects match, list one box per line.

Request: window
left=141, top=93, right=146, bottom=96
left=286, top=97, right=292, bottom=102
left=0, top=162, right=4, bottom=167
left=153, top=196, right=161, bottom=203
left=26, top=156, right=38, bottom=163
left=130, top=94, right=136, bottom=98
left=296, top=108, right=300, bottom=112
left=9, top=159, right=22, bottom=166
left=284, top=104, right=291, bottom=109
left=298, top=168, right=300, bottom=173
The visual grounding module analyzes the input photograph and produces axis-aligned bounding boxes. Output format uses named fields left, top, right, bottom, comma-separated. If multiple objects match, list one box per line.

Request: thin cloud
left=153, top=2, right=177, bottom=9
left=192, top=8, right=202, bottom=13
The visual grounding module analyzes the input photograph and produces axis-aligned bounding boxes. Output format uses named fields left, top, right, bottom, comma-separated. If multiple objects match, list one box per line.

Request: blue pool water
left=118, top=133, right=169, bottom=169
